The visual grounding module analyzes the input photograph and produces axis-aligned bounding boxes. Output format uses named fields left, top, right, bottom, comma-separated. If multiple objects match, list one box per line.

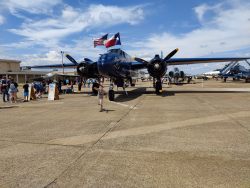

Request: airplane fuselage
left=97, top=49, right=137, bottom=79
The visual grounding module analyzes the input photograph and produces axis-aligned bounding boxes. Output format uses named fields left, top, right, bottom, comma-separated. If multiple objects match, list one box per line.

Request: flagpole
left=120, top=32, right=123, bottom=51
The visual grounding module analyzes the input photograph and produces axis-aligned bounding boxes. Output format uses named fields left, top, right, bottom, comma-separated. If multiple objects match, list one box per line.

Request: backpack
left=10, top=83, right=16, bottom=89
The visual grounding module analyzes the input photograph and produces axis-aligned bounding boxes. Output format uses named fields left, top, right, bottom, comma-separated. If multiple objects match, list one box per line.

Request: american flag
left=93, top=34, right=109, bottom=48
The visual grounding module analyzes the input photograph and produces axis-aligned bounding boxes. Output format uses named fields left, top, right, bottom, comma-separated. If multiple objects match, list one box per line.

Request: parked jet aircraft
left=29, top=48, right=250, bottom=101
left=220, top=62, right=250, bottom=82
left=168, top=67, right=192, bottom=83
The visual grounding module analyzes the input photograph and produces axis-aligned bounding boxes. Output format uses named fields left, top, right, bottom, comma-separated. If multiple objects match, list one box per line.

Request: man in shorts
left=23, top=81, right=29, bottom=102
left=94, top=85, right=108, bottom=112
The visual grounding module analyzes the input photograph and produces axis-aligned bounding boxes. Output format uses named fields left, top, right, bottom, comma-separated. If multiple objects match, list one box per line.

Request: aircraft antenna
left=161, top=51, right=163, bottom=59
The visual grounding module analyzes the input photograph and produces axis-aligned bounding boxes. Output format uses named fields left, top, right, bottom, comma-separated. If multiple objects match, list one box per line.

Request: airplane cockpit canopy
left=107, top=49, right=135, bottom=62
left=108, top=49, right=123, bottom=56
left=174, top=67, right=179, bottom=72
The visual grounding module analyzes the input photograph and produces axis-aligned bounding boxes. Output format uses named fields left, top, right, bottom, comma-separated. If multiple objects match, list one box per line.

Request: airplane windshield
left=108, top=49, right=123, bottom=56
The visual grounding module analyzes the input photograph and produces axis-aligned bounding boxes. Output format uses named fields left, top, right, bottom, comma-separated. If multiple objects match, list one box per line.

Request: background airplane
left=29, top=48, right=250, bottom=101
left=168, top=67, right=192, bottom=83
left=220, top=61, right=250, bottom=82
left=31, top=72, right=78, bottom=84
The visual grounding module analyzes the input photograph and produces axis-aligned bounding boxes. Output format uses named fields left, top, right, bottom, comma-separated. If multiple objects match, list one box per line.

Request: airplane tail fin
left=220, top=61, right=239, bottom=75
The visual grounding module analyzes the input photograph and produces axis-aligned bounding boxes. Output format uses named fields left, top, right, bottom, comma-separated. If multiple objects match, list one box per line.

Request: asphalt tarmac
left=1, top=79, right=250, bottom=187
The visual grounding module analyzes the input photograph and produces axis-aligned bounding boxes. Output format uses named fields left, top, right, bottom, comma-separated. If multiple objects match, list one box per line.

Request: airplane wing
left=165, top=57, right=250, bottom=65
left=130, top=62, right=148, bottom=70
left=28, top=63, right=77, bottom=69
left=57, top=73, right=79, bottom=77
left=233, top=73, right=250, bottom=77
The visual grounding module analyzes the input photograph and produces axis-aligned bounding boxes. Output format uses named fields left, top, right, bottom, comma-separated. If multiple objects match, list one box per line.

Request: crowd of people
left=0, top=76, right=19, bottom=103
left=0, top=76, right=105, bottom=103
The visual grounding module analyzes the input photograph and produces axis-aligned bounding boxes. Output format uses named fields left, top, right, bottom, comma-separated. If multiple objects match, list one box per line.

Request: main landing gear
left=108, top=79, right=115, bottom=101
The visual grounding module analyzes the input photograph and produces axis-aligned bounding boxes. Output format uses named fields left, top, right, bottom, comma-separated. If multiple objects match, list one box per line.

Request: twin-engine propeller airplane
left=29, top=48, right=250, bottom=101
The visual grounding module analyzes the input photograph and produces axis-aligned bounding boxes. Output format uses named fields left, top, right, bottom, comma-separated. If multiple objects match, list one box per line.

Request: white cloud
left=130, top=1, right=250, bottom=60
left=62, top=5, right=79, bottom=22
left=2, top=3, right=146, bottom=50
left=99, top=12, right=113, bottom=22
left=0, top=15, right=4, bottom=25
left=2, top=0, right=61, bottom=15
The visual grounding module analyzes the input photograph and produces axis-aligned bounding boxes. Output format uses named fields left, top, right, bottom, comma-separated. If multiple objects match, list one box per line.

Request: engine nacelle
left=147, top=54, right=167, bottom=79
left=169, top=71, right=174, bottom=78
left=77, top=61, right=99, bottom=78
left=77, top=62, right=89, bottom=77
left=180, top=71, right=184, bottom=78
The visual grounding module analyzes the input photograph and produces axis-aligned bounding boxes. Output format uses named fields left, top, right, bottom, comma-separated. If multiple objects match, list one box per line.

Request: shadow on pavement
left=0, top=106, right=19, bottom=109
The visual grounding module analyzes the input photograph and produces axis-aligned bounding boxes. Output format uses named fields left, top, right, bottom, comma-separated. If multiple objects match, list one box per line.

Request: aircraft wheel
left=109, top=90, right=115, bottom=101
left=155, top=81, right=162, bottom=94
left=224, top=78, right=227, bottom=82
left=92, top=83, right=99, bottom=94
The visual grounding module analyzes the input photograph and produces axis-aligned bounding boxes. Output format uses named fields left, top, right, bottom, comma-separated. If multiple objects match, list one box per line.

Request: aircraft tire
left=155, top=81, right=162, bottom=94
left=109, top=90, right=115, bottom=101
left=92, top=83, right=99, bottom=94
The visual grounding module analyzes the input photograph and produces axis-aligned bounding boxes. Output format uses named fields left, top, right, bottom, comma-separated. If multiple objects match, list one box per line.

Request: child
left=23, top=81, right=29, bottom=102
left=94, top=85, right=108, bottom=112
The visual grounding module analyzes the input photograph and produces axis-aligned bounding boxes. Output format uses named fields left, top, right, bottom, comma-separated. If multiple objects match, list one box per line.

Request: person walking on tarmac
left=8, top=78, right=18, bottom=103
left=58, top=78, right=62, bottom=92
left=23, top=81, right=29, bottom=102
left=66, top=78, right=69, bottom=87
left=87, top=78, right=91, bottom=88
left=94, top=85, right=108, bottom=112
left=1, top=76, right=10, bottom=102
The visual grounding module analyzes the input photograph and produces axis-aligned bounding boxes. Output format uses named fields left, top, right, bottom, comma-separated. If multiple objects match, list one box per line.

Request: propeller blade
left=160, top=48, right=179, bottom=64
left=65, top=53, right=78, bottom=66
left=132, top=57, right=149, bottom=64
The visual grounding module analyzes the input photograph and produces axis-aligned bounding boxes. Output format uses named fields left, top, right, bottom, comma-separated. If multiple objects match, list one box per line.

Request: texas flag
left=104, top=32, right=122, bottom=48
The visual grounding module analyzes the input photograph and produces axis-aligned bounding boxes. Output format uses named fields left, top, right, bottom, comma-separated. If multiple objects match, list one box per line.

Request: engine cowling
left=77, top=62, right=90, bottom=77
left=77, top=61, right=99, bottom=78
left=147, top=55, right=167, bottom=78
left=180, top=71, right=184, bottom=78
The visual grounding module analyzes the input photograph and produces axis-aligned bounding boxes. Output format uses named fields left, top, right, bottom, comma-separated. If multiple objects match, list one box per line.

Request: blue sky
left=0, top=0, right=250, bottom=74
